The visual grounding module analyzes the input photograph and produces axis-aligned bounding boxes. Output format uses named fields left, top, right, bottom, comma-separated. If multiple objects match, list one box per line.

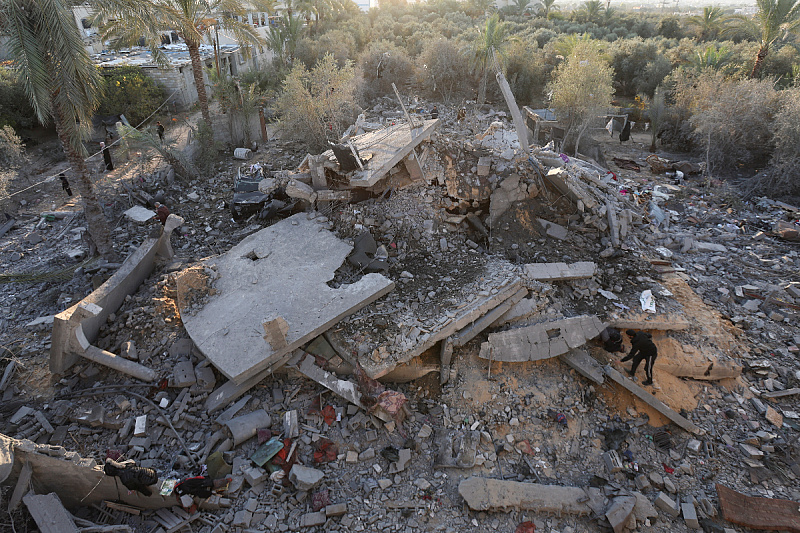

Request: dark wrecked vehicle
left=231, top=164, right=296, bottom=222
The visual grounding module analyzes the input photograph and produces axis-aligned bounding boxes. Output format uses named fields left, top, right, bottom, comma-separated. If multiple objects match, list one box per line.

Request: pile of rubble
left=1, top=98, right=799, bottom=533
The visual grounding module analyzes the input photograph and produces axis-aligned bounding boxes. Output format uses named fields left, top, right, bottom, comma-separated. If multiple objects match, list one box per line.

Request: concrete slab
left=560, top=349, right=605, bottom=384
left=23, top=493, right=79, bottom=533
left=524, top=261, right=596, bottom=281
left=342, top=119, right=440, bottom=187
left=604, top=365, right=701, bottom=434
left=123, top=205, right=155, bottom=223
left=538, top=219, right=568, bottom=240
left=458, top=477, right=595, bottom=514
left=362, top=276, right=523, bottom=379
left=50, top=215, right=183, bottom=376
left=478, top=315, right=604, bottom=363
left=178, top=214, right=394, bottom=383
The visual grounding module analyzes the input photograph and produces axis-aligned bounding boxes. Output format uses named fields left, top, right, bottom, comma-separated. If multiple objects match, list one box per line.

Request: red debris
left=313, top=438, right=338, bottom=464
left=516, top=521, right=536, bottom=533
left=311, top=489, right=331, bottom=512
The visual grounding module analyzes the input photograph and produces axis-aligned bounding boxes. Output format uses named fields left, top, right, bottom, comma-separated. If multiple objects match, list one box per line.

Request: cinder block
left=654, top=492, right=680, bottom=518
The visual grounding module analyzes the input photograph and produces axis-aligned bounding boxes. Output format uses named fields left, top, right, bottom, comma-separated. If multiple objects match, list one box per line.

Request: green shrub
left=0, top=67, right=37, bottom=129
left=97, top=66, right=165, bottom=126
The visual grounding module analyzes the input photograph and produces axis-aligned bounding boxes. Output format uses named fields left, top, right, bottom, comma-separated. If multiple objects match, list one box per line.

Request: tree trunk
left=478, top=66, right=488, bottom=105
left=751, top=45, right=769, bottom=78
left=187, top=40, right=212, bottom=124
left=52, top=102, right=115, bottom=260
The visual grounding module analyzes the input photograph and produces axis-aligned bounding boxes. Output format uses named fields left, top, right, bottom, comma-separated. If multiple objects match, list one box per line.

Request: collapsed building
left=1, top=79, right=800, bottom=533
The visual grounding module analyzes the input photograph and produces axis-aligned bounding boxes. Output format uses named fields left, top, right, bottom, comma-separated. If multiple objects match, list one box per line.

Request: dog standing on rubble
left=619, top=330, right=658, bottom=386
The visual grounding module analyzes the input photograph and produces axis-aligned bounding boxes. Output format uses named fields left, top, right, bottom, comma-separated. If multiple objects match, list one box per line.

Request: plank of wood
left=22, top=492, right=80, bottom=533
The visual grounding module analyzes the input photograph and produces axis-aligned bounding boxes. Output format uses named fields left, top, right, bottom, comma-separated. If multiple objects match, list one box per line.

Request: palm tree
left=295, top=0, right=318, bottom=30
left=579, top=0, right=604, bottom=24
left=725, top=0, right=800, bottom=78
left=267, top=14, right=304, bottom=67
left=687, top=6, right=725, bottom=41
left=466, top=0, right=494, bottom=19
left=690, top=44, right=733, bottom=70
left=470, top=13, right=511, bottom=104
left=92, top=0, right=267, bottom=127
left=512, top=0, right=532, bottom=16
left=538, top=0, right=560, bottom=20
left=2, top=0, right=114, bottom=258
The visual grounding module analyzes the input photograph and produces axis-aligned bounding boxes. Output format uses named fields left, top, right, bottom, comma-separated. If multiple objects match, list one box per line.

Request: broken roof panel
left=332, top=118, right=439, bottom=187
left=177, top=213, right=394, bottom=383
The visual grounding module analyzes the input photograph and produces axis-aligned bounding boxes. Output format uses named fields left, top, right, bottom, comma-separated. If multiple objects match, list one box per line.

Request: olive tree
left=548, top=40, right=614, bottom=154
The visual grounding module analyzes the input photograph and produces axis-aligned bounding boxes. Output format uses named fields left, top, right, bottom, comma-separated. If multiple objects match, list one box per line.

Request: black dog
left=620, top=330, right=657, bottom=385
left=600, top=327, right=624, bottom=353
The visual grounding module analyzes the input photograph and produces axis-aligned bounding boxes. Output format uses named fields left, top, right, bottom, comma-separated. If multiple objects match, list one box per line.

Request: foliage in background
left=97, top=66, right=165, bottom=126
left=0, top=68, right=37, bottom=129
left=359, top=41, right=415, bottom=98
left=418, top=39, right=473, bottom=104
left=0, top=125, right=24, bottom=200
left=675, top=71, right=781, bottom=173
left=469, top=13, right=512, bottom=104
left=754, top=88, right=800, bottom=195
left=274, top=54, right=359, bottom=150
left=548, top=39, right=614, bottom=154
left=209, top=68, right=268, bottom=148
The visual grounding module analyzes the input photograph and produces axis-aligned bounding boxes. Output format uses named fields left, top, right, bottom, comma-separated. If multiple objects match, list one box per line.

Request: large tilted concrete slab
left=178, top=214, right=394, bottom=383
left=524, top=261, right=596, bottom=281
left=608, top=314, right=690, bottom=331
left=23, top=493, right=80, bottom=533
left=604, top=366, right=701, bottom=434
left=560, top=349, right=605, bottom=384
left=478, top=315, right=604, bottom=363
left=362, top=278, right=524, bottom=379
left=345, top=119, right=439, bottom=187
left=458, top=477, right=597, bottom=514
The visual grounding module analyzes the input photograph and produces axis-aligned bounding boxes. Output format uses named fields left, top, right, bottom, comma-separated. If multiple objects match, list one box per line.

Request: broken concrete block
left=477, top=157, right=491, bottom=176
left=172, top=361, right=196, bottom=387
left=325, top=503, right=347, bottom=517
left=740, top=443, right=765, bottom=460
left=283, top=410, right=299, bottom=438
left=682, top=502, right=700, bottom=529
left=289, top=465, right=324, bottom=491
left=123, top=205, right=155, bottom=223
left=602, top=450, right=623, bottom=473
left=538, top=218, right=568, bottom=240
left=478, top=315, right=604, bottom=363
left=120, top=340, right=138, bottom=361
left=194, top=365, right=216, bottom=392
left=243, top=466, right=268, bottom=486
left=232, top=510, right=252, bottom=528
left=524, top=261, right=597, bottom=281
left=458, top=477, right=596, bottom=514
left=634, top=474, right=651, bottom=491
left=606, top=495, right=636, bottom=533
left=654, top=492, right=680, bottom=517
left=225, top=409, right=271, bottom=446
left=286, top=179, right=316, bottom=202
left=300, top=511, right=326, bottom=527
